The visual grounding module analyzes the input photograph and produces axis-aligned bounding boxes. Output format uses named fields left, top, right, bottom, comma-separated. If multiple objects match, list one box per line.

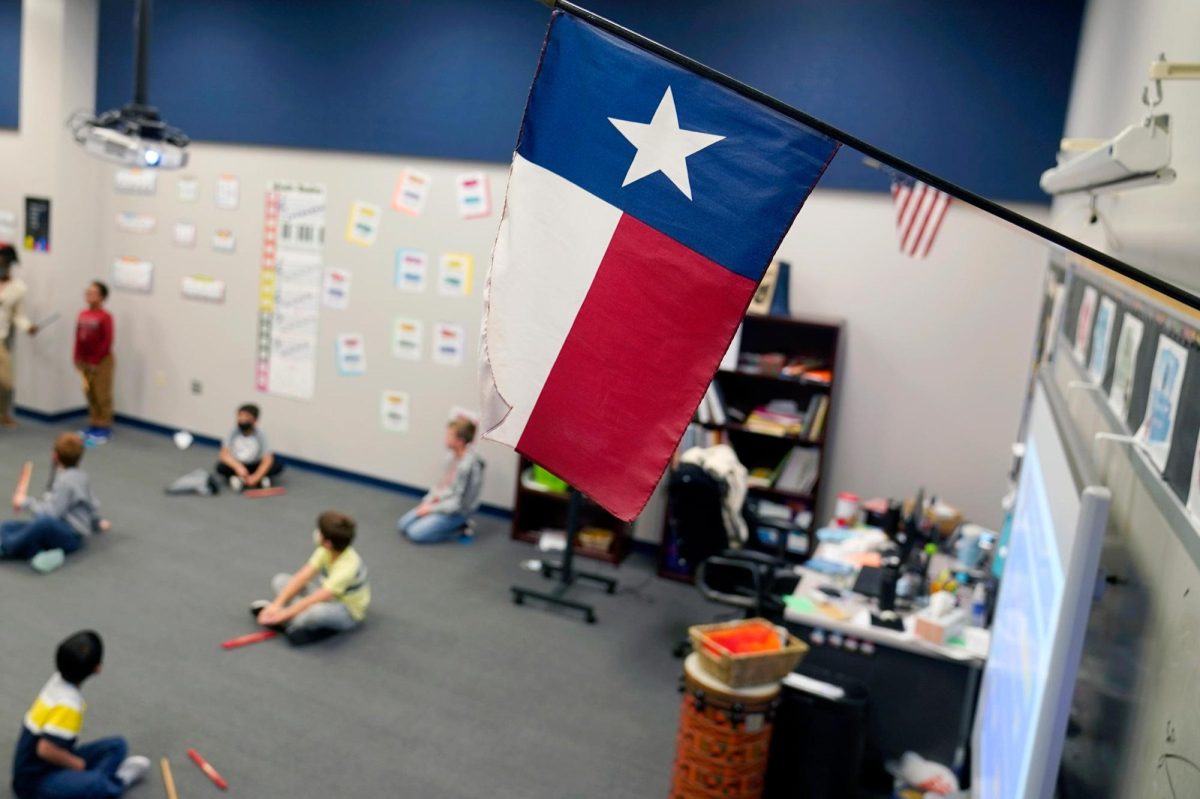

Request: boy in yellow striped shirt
left=11, top=631, right=150, bottom=799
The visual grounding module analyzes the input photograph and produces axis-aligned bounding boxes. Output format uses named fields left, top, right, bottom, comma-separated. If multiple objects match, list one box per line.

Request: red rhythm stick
left=186, top=748, right=229, bottom=790
left=220, top=630, right=277, bottom=650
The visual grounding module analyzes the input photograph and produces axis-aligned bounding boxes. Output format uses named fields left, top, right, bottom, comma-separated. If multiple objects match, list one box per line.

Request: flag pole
left=540, top=0, right=1197, bottom=310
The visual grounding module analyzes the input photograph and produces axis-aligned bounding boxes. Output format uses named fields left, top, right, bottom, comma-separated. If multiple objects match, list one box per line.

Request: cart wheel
left=586, top=612, right=597, bottom=624
left=606, top=583, right=616, bottom=595
left=512, top=591, right=524, bottom=605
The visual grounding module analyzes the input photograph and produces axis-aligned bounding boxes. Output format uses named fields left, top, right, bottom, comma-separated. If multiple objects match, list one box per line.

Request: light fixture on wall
left=1040, top=54, right=1197, bottom=197
left=69, top=0, right=189, bottom=169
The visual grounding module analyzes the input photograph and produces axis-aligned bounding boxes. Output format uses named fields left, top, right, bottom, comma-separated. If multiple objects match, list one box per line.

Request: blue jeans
left=397, top=508, right=469, bottom=543
left=0, top=516, right=84, bottom=560
left=30, top=736, right=128, bottom=799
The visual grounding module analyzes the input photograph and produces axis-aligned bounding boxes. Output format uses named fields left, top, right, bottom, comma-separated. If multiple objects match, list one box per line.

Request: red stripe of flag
left=891, top=178, right=952, bottom=258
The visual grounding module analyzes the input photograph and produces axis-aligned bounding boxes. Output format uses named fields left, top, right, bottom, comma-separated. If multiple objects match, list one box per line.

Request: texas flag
left=480, top=10, right=838, bottom=521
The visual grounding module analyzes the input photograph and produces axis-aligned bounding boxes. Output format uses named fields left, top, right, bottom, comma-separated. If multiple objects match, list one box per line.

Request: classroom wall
left=1049, top=0, right=1200, bottom=296
left=95, top=146, right=519, bottom=511
left=0, top=0, right=104, bottom=415
left=94, top=0, right=1085, bottom=203
left=778, top=185, right=1048, bottom=530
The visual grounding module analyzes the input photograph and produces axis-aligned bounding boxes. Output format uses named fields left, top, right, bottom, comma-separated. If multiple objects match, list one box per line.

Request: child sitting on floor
left=397, top=416, right=485, bottom=543
left=11, top=630, right=150, bottom=799
left=216, top=402, right=284, bottom=492
left=2, top=433, right=108, bottom=573
left=251, top=510, right=370, bottom=646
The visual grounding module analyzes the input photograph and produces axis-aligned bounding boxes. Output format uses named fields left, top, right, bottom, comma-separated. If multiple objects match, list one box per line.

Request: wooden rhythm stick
left=220, top=630, right=277, bottom=650
left=186, top=748, right=228, bottom=791
left=160, top=757, right=178, bottom=799
left=244, top=486, right=287, bottom=498
left=12, top=461, right=31, bottom=512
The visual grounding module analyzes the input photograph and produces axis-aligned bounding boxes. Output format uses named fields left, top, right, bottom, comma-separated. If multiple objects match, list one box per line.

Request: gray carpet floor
left=1, top=418, right=715, bottom=798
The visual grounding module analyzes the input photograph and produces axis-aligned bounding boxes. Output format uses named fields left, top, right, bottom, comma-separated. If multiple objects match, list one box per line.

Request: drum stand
left=510, top=488, right=617, bottom=623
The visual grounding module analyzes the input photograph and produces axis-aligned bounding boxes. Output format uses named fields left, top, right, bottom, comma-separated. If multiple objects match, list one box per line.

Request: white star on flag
left=609, top=87, right=725, bottom=200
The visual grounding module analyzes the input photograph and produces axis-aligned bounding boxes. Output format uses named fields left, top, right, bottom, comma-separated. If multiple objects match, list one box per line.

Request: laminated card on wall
left=112, top=257, right=153, bottom=293
left=212, top=229, right=236, bottom=253
left=438, top=253, right=473, bottom=296
left=216, top=175, right=240, bottom=209
left=345, top=201, right=381, bottom=247
left=391, top=169, right=432, bottom=216
left=182, top=275, right=226, bottom=303
left=322, top=267, right=352, bottom=310
left=172, top=220, right=197, bottom=248
left=432, top=322, right=466, bottom=366
left=455, top=172, right=492, bottom=219
left=392, top=317, right=423, bottom=360
left=1107, top=314, right=1144, bottom=421
left=380, top=390, right=411, bottom=433
left=115, top=211, right=156, bottom=234
left=114, top=168, right=157, bottom=195
left=395, top=249, right=428, bottom=293
left=336, top=333, right=367, bottom=376
left=177, top=176, right=198, bottom=202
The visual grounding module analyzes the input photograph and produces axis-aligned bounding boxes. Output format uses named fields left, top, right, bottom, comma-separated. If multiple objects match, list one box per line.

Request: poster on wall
left=181, top=275, right=226, bottom=303
left=394, top=249, right=428, bottom=292
left=1073, top=285, right=1098, bottom=362
left=345, top=201, right=381, bottom=247
left=438, top=253, right=473, bottom=296
left=23, top=197, right=50, bottom=252
left=1086, top=296, right=1117, bottom=382
left=432, top=322, right=466, bottom=366
left=336, top=333, right=367, bottom=376
left=114, top=168, right=157, bottom=195
left=215, top=175, right=240, bottom=209
left=177, top=176, right=198, bottom=202
left=257, top=181, right=326, bottom=401
left=212, top=229, right=236, bottom=253
left=1107, top=314, right=1145, bottom=421
left=391, top=169, right=432, bottom=216
left=1187, top=436, right=1200, bottom=524
left=115, top=211, right=156, bottom=234
left=0, top=210, right=17, bottom=245
left=111, top=257, right=153, bottom=293
left=391, top=317, right=423, bottom=360
left=380, top=390, right=411, bottom=433
left=455, top=172, right=492, bottom=219
left=322, top=267, right=352, bottom=310
left=1136, top=335, right=1189, bottom=471
left=172, top=220, right=197, bottom=248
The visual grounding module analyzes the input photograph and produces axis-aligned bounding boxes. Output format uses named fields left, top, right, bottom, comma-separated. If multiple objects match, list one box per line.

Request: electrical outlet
left=191, top=380, right=203, bottom=395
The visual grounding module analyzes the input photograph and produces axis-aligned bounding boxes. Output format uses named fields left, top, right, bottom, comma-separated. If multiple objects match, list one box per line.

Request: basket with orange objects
left=688, top=618, right=808, bottom=688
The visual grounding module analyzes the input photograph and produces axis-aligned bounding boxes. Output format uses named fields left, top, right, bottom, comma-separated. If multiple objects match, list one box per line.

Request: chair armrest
left=697, top=556, right=763, bottom=609
left=719, top=548, right=784, bottom=568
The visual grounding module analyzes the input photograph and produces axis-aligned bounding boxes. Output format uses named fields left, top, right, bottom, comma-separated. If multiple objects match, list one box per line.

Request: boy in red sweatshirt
left=74, top=281, right=115, bottom=442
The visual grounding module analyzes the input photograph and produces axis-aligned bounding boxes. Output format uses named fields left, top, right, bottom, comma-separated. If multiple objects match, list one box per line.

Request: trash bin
left=764, top=665, right=869, bottom=799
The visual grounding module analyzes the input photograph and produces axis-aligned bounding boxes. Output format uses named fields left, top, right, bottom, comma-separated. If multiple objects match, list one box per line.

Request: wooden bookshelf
left=659, top=312, right=843, bottom=582
left=510, top=456, right=633, bottom=565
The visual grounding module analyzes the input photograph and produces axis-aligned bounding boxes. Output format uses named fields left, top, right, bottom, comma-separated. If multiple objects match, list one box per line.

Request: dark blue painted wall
left=0, top=0, right=20, bottom=128
left=96, top=0, right=1084, bottom=203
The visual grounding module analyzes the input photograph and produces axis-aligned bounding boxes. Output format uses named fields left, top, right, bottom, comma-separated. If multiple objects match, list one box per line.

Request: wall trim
left=13, top=406, right=513, bottom=521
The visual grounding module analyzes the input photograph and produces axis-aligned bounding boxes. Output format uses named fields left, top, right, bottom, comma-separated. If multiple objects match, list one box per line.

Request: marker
left=187, top=748, right=228, bottom=790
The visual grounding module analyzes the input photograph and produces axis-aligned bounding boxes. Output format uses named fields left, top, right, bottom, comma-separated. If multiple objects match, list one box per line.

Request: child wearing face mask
left=215, top=403, right=284, bottom=492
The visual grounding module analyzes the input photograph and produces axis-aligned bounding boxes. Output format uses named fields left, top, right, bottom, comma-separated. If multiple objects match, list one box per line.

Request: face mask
left=238, top=422, right=254, bottom=433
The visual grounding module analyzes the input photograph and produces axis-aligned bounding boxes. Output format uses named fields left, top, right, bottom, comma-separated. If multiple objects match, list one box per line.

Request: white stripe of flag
left=890, top=178, right=951, bottom=258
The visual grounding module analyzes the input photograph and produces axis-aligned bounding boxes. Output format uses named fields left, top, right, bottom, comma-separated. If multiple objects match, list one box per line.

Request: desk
left=783, top=558, right=985, bottom=786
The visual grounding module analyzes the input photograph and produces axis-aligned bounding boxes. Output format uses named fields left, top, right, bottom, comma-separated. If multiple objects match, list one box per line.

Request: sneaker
left=458, top=520, right=476, bottom=543
left=115, top=755, right=151, bottom=787
left=30, top=549, right=66, bottom=574
left=260, top=476, right=272, bottom=489
left=229, top=476, right=244, bottom=492
left=90, top=427, right=112, bottom=441
left=249, top=599, right=271, bottom=619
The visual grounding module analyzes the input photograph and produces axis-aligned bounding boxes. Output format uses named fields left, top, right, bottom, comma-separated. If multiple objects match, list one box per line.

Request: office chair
left=696, top=548, right=800, bottom=620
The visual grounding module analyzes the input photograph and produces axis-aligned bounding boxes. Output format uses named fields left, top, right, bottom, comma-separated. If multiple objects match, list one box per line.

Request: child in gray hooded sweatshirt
left=2, top=432, right=108, bottom=572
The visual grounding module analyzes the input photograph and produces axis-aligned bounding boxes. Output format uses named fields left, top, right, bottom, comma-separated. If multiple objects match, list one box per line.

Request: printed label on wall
left=345, top=201, right=381, bottom=247
left=177, top=176, right=199, bottom=202
left=432, top=322, right=466, bottom=366
left=336, top=333, right=367, bottom=376
left=115, top=211, right=157, bottom=233
left=114, top=168, right=157, bottom=195
left=172, top=220, right=197, bottom=248
left=438, top=253, right=473, bottom=296
left=182, top=275, right=226, bottom=303
left=112, top=257, right=153, bottom=293
left=212, top=229, right=237, bottom=252
left=381, top=390, right=411, bottom=433
left=322, top=267, right=352, bottom=310
left=455, top=172, right=491, bottom=219
left=392, top=317, right=423, bottom=361
left=216, top=175, right=240, bottom=209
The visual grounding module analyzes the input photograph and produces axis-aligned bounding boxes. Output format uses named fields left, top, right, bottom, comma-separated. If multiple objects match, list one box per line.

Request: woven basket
left=689, top=618, right=808, bottom=688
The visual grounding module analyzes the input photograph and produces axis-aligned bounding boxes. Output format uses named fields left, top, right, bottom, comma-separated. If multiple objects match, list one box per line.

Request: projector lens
left=144, top=149, right=161, bottom=166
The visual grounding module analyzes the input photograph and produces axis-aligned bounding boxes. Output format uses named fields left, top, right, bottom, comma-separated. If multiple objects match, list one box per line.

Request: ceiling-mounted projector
left=1039, top=115, right=1173, bottom=196
left=70, top=105, right=188, bottom=168
left=70, top=0, right=189, bottom=169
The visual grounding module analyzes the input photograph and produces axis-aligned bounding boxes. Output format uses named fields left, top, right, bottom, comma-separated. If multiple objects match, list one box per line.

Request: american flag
left=891, top=176, right=951, bottom=258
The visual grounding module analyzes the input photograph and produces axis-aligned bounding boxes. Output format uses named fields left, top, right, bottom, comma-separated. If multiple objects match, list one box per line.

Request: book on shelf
left=694, top=380, right=728, bottom=426
left=775, top=447, right=820, bottom=494
left=744, top=399, right=806, bottom=437
left=808, top=395, right=830, bottom=442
